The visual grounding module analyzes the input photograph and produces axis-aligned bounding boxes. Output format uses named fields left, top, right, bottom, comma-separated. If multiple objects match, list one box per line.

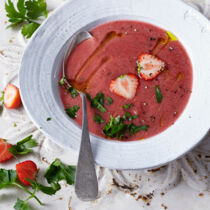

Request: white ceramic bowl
left=19, top=0, right=210, bottom=169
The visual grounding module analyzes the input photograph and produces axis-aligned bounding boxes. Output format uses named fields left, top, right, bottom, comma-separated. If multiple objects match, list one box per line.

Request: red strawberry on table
left=137, top=54, right=166, bottom=80
left=16, top=160, right=38, bottom=186
left=110, top=74, right=139, bottom=99
left=0, top=139, right=13, bottom=162
left=4, top=84, right=22, bottom=109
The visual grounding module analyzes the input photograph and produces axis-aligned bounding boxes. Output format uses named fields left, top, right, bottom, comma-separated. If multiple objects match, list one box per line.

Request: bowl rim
left=19, top=0, right=210, bottom=169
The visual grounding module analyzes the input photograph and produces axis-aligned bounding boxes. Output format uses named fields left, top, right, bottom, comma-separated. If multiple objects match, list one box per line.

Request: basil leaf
left=59, top=76, right=66, bottom=86
left=129, top=124, right=149, bottom=136
left=123, top=104, right=131, bottom=109
left=103, top=115, right=127, bottom=139
left=66, top=105, right=80, bottom=119
left=0, top=169, right=17, bottom=189
left=155, top=85, right=163, bottom=103
left=67, top=86, right=79, bottom=98
left=106, top=96, right=113, bottom=106
left=9, top=135, right=37, bottom=155
left=94, top=114, right=105, bottom=124
left=86, top=92, right=107, bottom=113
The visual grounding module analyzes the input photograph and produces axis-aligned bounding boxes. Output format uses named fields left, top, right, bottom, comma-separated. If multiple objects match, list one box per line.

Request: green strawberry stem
left=12, top=182, right=43, bottom=205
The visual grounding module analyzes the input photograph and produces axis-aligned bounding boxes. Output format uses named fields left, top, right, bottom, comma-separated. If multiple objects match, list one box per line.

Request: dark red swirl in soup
left=59, top=20, right=192, bottom=141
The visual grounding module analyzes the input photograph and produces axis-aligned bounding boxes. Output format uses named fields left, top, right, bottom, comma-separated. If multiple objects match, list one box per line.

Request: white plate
left=19, top=0, right=210, bottom=169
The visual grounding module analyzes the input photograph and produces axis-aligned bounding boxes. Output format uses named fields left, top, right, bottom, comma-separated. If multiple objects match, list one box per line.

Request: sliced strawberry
left=138, top=54, right=166, bottom=80
left=4, top=84, right=22, bottom=109
left=16, top=160, right=38, bottom=186
left=110, top=74, right=139, bottom=99
left=0, top=139, right=13, bottom=162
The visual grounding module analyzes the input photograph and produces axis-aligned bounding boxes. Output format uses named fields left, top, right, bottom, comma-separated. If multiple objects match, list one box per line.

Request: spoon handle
left=75, top=93, right=98, bottom=201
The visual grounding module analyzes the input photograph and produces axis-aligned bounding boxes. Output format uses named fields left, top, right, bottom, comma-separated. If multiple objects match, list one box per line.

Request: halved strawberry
left=16, top=160, right=38, bottom=186
left=0, top=139, right=13, bottom=162
left=4, top=84, right=22, bottom=109
left=110, top=74, right=139, bottom=99
left=138, top=54, right=166, bottom=80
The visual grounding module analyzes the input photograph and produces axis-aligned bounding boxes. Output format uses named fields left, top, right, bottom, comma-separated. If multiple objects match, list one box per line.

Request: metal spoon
left=62, top=31, right=98, bottom=201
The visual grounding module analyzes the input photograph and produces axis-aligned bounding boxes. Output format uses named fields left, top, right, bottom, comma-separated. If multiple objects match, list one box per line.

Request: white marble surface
left=0, top=0, right=210, bottom=210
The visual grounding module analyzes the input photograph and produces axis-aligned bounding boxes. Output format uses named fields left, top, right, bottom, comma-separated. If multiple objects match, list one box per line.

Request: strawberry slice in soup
left=138, top=54, right=166, bottom=80
left=110, top=74, right=139, bottom=99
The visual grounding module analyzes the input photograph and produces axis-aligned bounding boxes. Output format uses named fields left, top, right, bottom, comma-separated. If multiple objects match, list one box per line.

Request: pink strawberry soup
left=59, top=20, right=192, bottom=141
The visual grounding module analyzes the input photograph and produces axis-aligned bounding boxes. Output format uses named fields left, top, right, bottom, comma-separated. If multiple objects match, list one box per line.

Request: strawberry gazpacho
left=59, top=20, right=192, bottom=141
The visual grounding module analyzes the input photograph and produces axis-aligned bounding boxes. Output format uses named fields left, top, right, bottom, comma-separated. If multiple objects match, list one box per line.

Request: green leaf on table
left=155, top=85, right=163, bottom=103
left=9, top=135, right=37, bottom=156
left=14, top=198, right=30, bottom=210
left=5, top=0, right=48, bottom=38
left=66, top=105, right=80, bottom=119
left=94, top=114, right=104, bottom=124
left=44, top=158, right=76, bottom=189
left=17, top=0, right=26, bottom=16
left=28, top=179, right=58, bottom=195
left=5, top=0, right=24, bottom=23
left=0, top=169, right=17, bottom=189
left=21, top=22, right=40, bottom=38
left=25, top=0, right=48, bottom=20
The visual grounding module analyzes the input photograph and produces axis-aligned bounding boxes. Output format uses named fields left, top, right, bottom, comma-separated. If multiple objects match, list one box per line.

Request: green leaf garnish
left=59, top=76, right=66, bottom=86
left=123, top=104, right=131, bottom=109
left=14, top=198, right=30, bottom=210
left=0, top=169, right=17, bottom=189
left=103, top=115, right=127, bottom=139
left=60, top=77, right=78, bottom=98
left=46, top=117, right=51, bottom=121
left=9, top=135, right=37, bottom=156
left=94, top=114, right=105, bottom=124
left=155, top=85, right=163, bottom=103
left=66, top=105, right=80, bottom=119
left=166, top=31, right=178, bottom=41
left=106, top=96, right=113, bottom=106
left=128, top=124, right=149, bottom=136
left=5, top=0, right=48, bottom=38
left=86, top=92, right=107, bottom=113
left=67, top=86, right=79, bottom=98
left=103, top=114, right=148, bottom=139
left=122, top=111, right=139, bottom=121
left=44, top=158, right=76, bottom=189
